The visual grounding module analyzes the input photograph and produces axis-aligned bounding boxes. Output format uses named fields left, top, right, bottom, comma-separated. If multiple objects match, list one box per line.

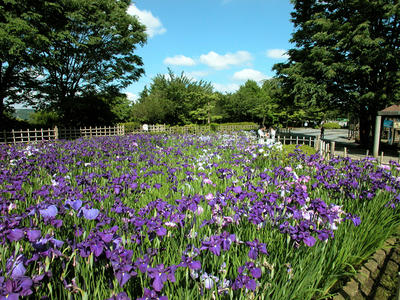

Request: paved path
left=289, top=128, right=354, bottom=144
left=284, top=128, right=400, bottom=164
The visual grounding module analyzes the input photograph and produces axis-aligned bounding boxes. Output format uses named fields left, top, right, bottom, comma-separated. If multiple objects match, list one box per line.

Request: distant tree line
left=130, top=69, right=342, bottom=128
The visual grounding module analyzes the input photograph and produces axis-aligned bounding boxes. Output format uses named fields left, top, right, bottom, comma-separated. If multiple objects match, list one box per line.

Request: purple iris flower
left=156, top=226, right=167, bottom=237
left=137, top=288, right=168, bottom=300
left=179, top=255, right=201, bottom=270
left=65, top=199, right=82, bottom=211
left=6, top=254, right=26, bottom=279
left=246, top=239, right=268, bottom=260
left=220, top=231, right=236, bottom=251
left=115, top=271, right=131, bottom=287
left=232, top=275, right=257, bottom=291
left=200, top=236, right=222, bottom=256
left=79, top=207, right=100, bottom=220
left=233, top=262, right=262, bottom=291
left=7, top=229, right=24, bottom=242
left=147, top=264, right=176, bottom=292
left=345, top=213, right=361, bottom=226
left=26, top=229, right=41, bottom=242
left=303, top=235, right=316, bottom=247
left=2, top=276, right=33, bottom=297
left=39, top=205, right=58, bottom=218
left=233, top=186, right=242, bottom=193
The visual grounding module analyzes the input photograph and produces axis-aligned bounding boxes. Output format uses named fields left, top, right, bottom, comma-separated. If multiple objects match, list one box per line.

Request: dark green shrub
left=323, top=122, right=341, bottom=129
left=209, top=123, right=218, bottom=132
left=119, top=121, right=141, bottom=133
left=282, top=144, right=317, bottom=156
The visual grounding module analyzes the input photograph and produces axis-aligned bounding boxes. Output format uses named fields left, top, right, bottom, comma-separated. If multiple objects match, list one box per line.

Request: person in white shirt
left=269, top=126, right=276, bottom=141
left=257, top=126, right=266, bottom=143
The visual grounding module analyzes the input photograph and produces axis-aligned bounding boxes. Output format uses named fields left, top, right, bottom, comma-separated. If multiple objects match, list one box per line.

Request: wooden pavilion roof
left=378, top=105, right=400, bottom=116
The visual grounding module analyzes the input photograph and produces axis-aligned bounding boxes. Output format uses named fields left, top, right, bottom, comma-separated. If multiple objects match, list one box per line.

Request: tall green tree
left=0, top=0, right=48, bottom=124
left=229, top=80, right=261, bottom=122
left=258, top=78, right=281, bottom=126
left=275, top=0, right=400, bottom=145
left=219, top=80, right=280, bottom=125
left=37, top=0, right=147, bottom=124
left=133, top=70, right=214, bottom=125
left=1, top=0, right=147, bottom=127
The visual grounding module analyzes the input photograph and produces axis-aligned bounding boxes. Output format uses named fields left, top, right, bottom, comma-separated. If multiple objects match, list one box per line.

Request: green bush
left=119, top=121, right=141, bottom=133
left=282, top=144, right=317, bottom=156
left=30, top=110, right=59, bottom=128
left=323, top=122, right=341, bottom=129
left=218, top=122, right=258, bottom=126
left=209, top=123, right=218, bottom=132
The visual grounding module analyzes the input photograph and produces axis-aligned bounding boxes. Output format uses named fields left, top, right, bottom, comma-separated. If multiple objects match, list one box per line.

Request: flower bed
left=0, top=133, right=399, bottom=299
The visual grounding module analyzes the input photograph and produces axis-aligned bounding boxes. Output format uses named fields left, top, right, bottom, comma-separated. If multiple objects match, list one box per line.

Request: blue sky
left=125, top=0, right=294, bottom=101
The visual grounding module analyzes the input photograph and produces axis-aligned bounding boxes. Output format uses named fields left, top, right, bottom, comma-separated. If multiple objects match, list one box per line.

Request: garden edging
left=333, top=237, right=400, bottom=300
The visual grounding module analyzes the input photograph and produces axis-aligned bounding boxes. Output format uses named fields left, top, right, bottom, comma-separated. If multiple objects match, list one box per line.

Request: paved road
left=281, top=127, right=400, bottom=163
left=287, top=128, right=355, bottom=145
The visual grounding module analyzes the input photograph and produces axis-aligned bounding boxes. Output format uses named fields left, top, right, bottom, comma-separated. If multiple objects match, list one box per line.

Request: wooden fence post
left=54, top=126, right=58, bottom=140
left=323, top=142, right=328, bottom=159
left=330, top=141, right=335, bottom=159
left=315, top=137, right=320, bottom=150
left=319, top=140, right=324, bottom=156
left=12, top=129, right=16, bottom=144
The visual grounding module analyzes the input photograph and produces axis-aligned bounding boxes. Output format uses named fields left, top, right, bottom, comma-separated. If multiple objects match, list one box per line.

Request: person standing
left=269, top=126, right=276, bottom=141
left=258, top=125, right=266, bottom=143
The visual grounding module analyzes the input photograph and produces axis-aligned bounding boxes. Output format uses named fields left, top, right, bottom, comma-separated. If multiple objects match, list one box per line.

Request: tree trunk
left=358, top=106, right=376, bottom=147
left=207, top=101, right=211, bottom=124
left=0, top=96, right=5, bottom=127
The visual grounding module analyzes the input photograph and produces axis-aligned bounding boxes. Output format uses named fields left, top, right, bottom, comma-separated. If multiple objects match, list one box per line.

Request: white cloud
left=233, top=68, right=270, bottom=82
left=164, top=55, right=196, bottom=66
left=127, top=4, right=166, bottom=38
left=125, top=92, right=138, bottom=102
left=213, top=83, right=240, bottom=94
left=199, top=51, right=252, bottom=70
left=185, top=70, right=209, bottom=80
left=266, top=49, right=289, bottom=60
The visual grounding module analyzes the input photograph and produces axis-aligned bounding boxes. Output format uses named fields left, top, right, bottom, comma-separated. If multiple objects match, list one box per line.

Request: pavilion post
left=373, top=115, right=382, bottom=157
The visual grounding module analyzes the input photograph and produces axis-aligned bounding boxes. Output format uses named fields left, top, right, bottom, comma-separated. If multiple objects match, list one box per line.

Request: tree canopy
left=0, top=0, right=48, bottom=122
left=0, top=0, right=147, bottom=127
left=218, top=79, right=281, bottom=125
left=132, top=70, right=217, bottom=125
left=275, top=0, right=400, bottom=145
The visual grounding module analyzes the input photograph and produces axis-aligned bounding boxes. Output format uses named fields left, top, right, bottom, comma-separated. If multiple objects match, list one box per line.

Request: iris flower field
left=0, top=133, right=399, bottom=299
